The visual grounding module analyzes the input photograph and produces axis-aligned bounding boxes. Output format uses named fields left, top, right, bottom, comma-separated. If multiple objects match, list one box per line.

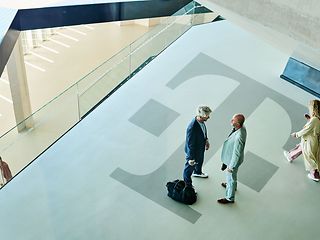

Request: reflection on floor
left=0, top=20, right=318, bottom=240
left=0, top=22, right=150, bottom=136
left=0, top=22, right=151, bottom=176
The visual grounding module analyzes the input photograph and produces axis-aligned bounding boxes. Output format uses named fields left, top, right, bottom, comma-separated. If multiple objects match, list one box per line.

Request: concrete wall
left=198, top=0, right=320, bottom=48
left=198, top=0, right=320, bottom=69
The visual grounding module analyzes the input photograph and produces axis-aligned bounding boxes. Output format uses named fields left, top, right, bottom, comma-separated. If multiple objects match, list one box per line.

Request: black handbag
left=166, top=179, right=197, bottom=205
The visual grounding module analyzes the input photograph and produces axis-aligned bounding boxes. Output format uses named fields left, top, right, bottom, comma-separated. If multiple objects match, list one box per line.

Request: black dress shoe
left=221, top=163, right=227, bottom=171
left=217, top=198, right=234, bottom=204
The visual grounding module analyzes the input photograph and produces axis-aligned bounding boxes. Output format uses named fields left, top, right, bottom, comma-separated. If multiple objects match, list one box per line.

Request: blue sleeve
left=186, top=123, right=196, bottom=160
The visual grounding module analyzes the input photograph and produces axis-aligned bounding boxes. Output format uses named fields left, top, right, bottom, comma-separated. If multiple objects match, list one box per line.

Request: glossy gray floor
left=0, top=21, right=318, bottom=240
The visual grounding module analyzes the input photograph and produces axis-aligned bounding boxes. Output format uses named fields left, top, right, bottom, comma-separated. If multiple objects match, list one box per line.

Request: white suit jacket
left=296, top=116, right=320, bottom=163
left=221, top=126, right=247, bottom=169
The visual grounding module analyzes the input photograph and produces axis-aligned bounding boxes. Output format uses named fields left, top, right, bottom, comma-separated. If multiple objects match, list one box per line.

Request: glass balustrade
left=0, top=1, right=215, bottom=188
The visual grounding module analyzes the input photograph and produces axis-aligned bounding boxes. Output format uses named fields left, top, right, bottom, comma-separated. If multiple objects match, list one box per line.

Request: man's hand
left=205, top=140, right=210, bottom=150
left=227, top=168, right=233, bottom=173
left=291, top=132, right=297, bottom=138
left=188, top=160, right=196, bottom=166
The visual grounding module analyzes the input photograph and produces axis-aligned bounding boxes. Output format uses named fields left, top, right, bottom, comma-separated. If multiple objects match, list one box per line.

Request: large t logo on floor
left=110, top=53, right=305, bottom=223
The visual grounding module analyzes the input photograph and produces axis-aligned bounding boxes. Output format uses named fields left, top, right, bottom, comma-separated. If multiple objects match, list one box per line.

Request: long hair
left=309, top=99, right=320, bottom=118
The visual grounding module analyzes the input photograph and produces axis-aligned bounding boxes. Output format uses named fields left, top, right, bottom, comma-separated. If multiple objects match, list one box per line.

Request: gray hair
left=197, top=105, right=212, bottom=117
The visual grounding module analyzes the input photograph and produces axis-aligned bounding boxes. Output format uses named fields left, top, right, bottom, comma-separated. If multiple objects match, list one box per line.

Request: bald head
left=231, top=114, right=245, bottom=128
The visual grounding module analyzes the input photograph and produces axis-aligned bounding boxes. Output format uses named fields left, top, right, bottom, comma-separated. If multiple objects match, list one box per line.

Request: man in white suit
left=218, top=114, right=247, bottom=204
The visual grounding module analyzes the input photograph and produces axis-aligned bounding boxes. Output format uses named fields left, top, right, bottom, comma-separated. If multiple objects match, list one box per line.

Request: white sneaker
left=283, top=151, right=292, bottom=163
left=307, top=173, right=319, bottom=182
left=192, top=172, right=208, bottom=178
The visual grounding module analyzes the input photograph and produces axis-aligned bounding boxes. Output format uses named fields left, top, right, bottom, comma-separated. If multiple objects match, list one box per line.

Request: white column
left=32, top=29, right=42, bottom=48
left=135, top=18, right=161, bottom=27
left=6, top=34, right=33, bottom=132
left=41, top=29, right=51, bottom=41
left=21, top=31, right=33, bottom=55
left=115, top=20, right=135, bottom=26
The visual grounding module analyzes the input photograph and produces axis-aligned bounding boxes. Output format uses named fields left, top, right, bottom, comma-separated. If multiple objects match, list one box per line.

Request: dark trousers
left=193, top=151, right=204, bottom=175
left=183, top=161, right=195, bottom=186
left=183, top=150, right=205, bottom=185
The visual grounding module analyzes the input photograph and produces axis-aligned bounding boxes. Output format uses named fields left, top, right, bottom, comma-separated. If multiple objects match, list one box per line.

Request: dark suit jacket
left=185, top=117, right=207, bottom=161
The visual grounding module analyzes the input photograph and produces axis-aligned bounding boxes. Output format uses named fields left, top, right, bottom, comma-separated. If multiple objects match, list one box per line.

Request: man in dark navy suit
left=183, top=106, right=212, bottom=187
